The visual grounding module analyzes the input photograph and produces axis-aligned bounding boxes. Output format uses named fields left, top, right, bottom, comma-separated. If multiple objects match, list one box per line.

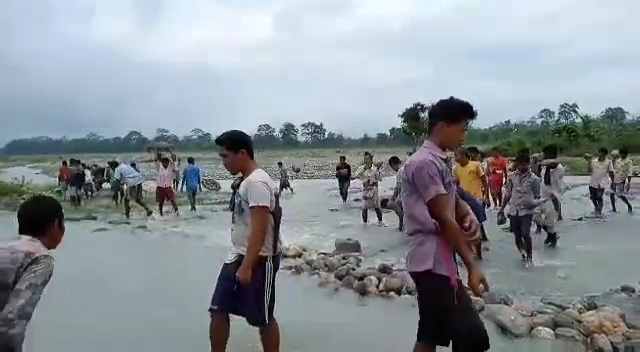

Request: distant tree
left=253, top=124, right=279, bottom=149
left=300, top=121, right=327, bottom=144
left=399, top=102, right=430, bottom=150
left=279, top=122, right=299, bottom=147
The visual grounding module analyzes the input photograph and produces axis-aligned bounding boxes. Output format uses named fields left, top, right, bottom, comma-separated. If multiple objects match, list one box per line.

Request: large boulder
left=334, top=238, right=362, bottom=254
left=532, top=314, right=556, bottom=330
left=483, top=304, right=532, bottom=337
left=378, top=277, right=404, bottom=295
left=555, top=327, right=586, bottom=345
left=589, top=333, right=613, bottom=352
left=580, top=309, right=628, bottom=337
left=482, top=291, right=514, bottom=306
left=531, top=326, right=555, bottom=339
left=554, top=309, right=582, bottom=330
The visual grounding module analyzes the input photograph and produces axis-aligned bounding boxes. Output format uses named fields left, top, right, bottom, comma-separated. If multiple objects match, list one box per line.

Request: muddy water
left=0, top=173, right=634, bottom=351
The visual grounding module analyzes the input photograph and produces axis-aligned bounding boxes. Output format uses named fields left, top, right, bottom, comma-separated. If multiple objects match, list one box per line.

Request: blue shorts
left=209, top=255, right=280, bottom=327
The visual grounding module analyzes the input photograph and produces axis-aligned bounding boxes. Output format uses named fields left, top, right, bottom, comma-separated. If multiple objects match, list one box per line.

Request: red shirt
left=488, top=157, right=508, bottom=184
left=58, top=166, right=71, bottom=183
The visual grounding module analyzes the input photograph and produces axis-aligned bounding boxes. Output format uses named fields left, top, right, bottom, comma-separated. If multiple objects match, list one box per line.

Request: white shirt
left=541, top=162, right=566, bottom=199
left=589, top=159, right=614, bottom=188
left=229, top=169, right=281, bottom=259
left=114, top=164, right=145, bottom=187
left=84, top=169, right=93, bottom=184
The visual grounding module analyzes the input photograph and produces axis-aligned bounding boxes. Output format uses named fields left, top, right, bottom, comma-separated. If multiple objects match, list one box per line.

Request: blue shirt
left=183, top=164, right=201, bottom=189
left=456, top=183, right=486, bottom=223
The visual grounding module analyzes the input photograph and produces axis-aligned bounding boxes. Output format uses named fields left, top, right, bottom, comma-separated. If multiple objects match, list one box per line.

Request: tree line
left=1, top=102, right=639, bottom=156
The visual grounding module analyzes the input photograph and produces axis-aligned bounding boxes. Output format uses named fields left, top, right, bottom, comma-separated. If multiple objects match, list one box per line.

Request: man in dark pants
left=401, top=97, right=490, bottom=352
left=336, top=156, right=351, bottom=203
left=209, top=130, right=282, bottom=352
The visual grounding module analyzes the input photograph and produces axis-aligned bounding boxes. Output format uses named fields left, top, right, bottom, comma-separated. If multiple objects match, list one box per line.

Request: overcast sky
left=1, top=0, right=639, bottom=144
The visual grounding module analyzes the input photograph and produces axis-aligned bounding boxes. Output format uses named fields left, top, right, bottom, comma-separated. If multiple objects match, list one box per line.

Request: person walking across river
left=453, top=147, right=490, bottom=241
left=487, top=147, right=508, bottom=209
left=181, top=157, right=202, bottom=211
left=388, top=156, right=404, bottom=231
left=610, top=147, right=633, bottom=214
left=586, top=148, right=615, bottom=217
left=0, top=195, right=66, bottom=351
left=277, top=162, right=293, bottom=194
left=57, top=160, right=71, bottom=201
left=156, top=157, right=179, bottom=216
left=109, top=161, right=153, bottom=218
left=401, top=97, right=490, bottom=352
left=336, top=156, right=352, bottom=204
left=68, top=159, right=85, bottom=207
left=209, top=130, right=282, bottom=352
left=356, top=153, right=385, bottom=226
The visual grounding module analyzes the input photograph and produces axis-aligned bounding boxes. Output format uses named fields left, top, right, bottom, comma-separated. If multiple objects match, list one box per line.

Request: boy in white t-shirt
left=585, top=147, right=615, bottom=217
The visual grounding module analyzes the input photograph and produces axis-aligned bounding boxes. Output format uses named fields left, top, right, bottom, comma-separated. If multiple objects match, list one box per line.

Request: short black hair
left=620, top=147, right=629, bottom=157
left=62, top=160, right=68, bottom=166
left=339, top=155, right=346, bottom=160
left=214, top=130, right=255, bottom=160
left=17, top=195, right=64, bottom=238
left=364, top=151, right=372, bottom=157
left=277, top=161, right=283, bottom=166
left=130, top=162, right=137, bottom=168
left=388, top=156, right=401, bottom=166
left=467, top=146, right=479, bottom=155
left=515, top=153, right=530, bottom=165
left=456, top=147, right=470, bottom=159
left=598, top=147, right=608, bottom=155
left=427, top=97, right=477, bottom=134
left=187, top=157, right=195, bottom=164
left=542, top=144, right=559, bottom=159
left=160, top=157, right=170, bottom=163
left=108, top=160, right=118, bottom=168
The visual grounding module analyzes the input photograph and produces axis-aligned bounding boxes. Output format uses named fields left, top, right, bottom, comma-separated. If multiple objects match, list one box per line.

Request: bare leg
left=361, top=209, right=368, bottom=223
left=209, top=313, right=230, bottom=352
left=259, top=318, right=281, bottom=352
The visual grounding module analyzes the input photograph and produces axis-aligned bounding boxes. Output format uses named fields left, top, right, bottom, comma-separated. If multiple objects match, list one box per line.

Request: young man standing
left=499, top=154, right=545, bottom=265
left=156, top=157, right=179, bottom=216
left=356, top=153, right=385, bottom=226
left=68, top=159, right=85, bottom=207
left=453, top=147, right=490, bottom=241
left=586, top=148, right=615, bottom=217
left=336, top=156, right=352, bottom=204
left=209, top=130, right=282, bottom=352
left=611, top=147, right=633, bottom=213
left=57, top=160, right=71, bottom=200
left=277, top=162, right=293, bottom=194
left=0, top=195, right=65, bottom=351
left=181, top=157, right=202, bottom=211
left=388, top=156, right=404, bottom=231
left=487, top=147, right=508, bottom=208
left=109, top=161, right=153, bottom=218
left=401, top=97, right=489, bottom=352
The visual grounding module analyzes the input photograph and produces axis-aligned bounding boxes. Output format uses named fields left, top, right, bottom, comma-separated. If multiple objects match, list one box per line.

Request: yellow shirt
left=454, top=161, right=485, bottom=200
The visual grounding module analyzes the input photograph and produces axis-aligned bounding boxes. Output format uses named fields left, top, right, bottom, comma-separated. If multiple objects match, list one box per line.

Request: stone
left=590, top=333, right=614, bottom=352
left=532, top=314, right=555, bottom=329
left=91, top=227, right=109, bottom=232
left=392, top=271, right=416, bottom=293
left=608, top=335, right=625, bottom=352
left=317, top=273, right=337, bottom=287
left=555, top=327, right=586, bottom=345
left=292, top=263, right=311, bottom=275
left=282, top=245, right=305, bottom=258
left=66, top=214, right=98, bottom=222
left=624, top=330, right=640, bottom=340
left=554, top=309, right=582, bottom=331
left=482, top=291, right=514, bottom=306
left=324, top=256, right=342, bottom=272
left=541, top=296, right=573, bottom=311
left=334, top=238, right=362, bottom=254
left=364, top=276, right=379, bottom=295
left=377, top=263, right=393, bottom=275
left=572, top=296, right=599, bottom=313
left=625, top=339, right=640, bottom=352
left=134, top=224, right=148, bottom=230
left=530, top=326, right=555, bottom=339
left=379, top=277, right=404, bottom=295
left=535, top=304, right=563, bottom=316
left=334, top=265, right=352, bottom=281
left=353, top=280, right=368, bottom=296
left=471, top=296, right=485, bottom=312
left=341, top=275, right=356, bottom=289
left=581, top=309, right=628, bottom=337
left=107, top=219, right=130, bottom=225
left=482, top=304, right=532, bottom=337
left=620, top=285, right=636, bottom=295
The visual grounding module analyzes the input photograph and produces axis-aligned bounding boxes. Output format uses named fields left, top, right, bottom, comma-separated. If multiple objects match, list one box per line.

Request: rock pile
left=282, top=239, right=640, bottom=351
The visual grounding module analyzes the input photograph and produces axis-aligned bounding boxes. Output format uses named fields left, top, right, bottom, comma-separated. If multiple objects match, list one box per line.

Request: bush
left=0, top=181, right=27, bottom=198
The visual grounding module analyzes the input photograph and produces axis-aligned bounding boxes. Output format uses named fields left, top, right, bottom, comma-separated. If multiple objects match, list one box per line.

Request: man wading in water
left=336, top=156, right=351, bottom=204
left=0, top=195, right=65, bottom=351
left=356, top=152, right=385, bottom=226
left=277, top=162, right=293, bottom=194
left=586, top=148, right=615, bottom=217
left=109, top=161, right=153, bottom=218
left=487, top=147, right=508, bottom=209
left=401, top=97, right=490, bottom=352
left=181, top=157, right=202, bottom=211
left=610, top=147, right=633, bottom=214
left=209, top=130, right=282, bottom=352
left=156, top=157, right=179, bottom=216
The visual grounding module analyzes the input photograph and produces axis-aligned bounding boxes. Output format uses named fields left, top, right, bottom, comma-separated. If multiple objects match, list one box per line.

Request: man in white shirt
left=586, top=148, right=615, bottom=217
left=107, top=161, right=153, bottom=218
left=209, top=130, right=282, bottom=352
left=610, top=147, right=633, bottom=213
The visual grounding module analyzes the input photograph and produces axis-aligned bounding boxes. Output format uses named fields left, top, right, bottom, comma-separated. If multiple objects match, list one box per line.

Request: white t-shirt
left=589, top=159, right=614, bottom=188
left=84, top=169, right=93, bottom=184
left=114, top=164, right=145, bottom=187
left=229, top=169, right=281, bottom=260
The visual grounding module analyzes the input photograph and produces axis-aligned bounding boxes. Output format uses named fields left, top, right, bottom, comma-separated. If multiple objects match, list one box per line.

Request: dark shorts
left=209, top=255, right=280, bottom=328
left=155, top=186, right=175, bottom=202
left=126, top=184, right=144, bottom=200
left=279, top=179, right=290, bottom=190
left=410, top=270, right=489, bottom=350
left=511, top=213, right=533, bottom=239
left=589, top=186, right=605, bottom=201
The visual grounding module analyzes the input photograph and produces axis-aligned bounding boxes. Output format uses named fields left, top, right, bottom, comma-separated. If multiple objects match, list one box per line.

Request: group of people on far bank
left=57, top=154, right=204, bottom=217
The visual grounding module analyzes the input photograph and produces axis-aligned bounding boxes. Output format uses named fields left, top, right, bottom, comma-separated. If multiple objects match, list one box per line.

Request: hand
left=236, top=265, right=252, bottom=285
left=461, top=213, right=480, bottom=237
left=180, top=187, right=184, bottom=193
left=468, top=268, right=489, bottom=297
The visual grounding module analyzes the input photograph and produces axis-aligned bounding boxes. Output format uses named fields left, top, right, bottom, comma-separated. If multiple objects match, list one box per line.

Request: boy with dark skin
left=402, top=97, right=489, bottom=352
left=610, top=147, right=633, bottom=213
left=586, top=148, right=615, bottom=217
left=336, top=156, right=352, bottom=203
left=209, top=130, right=281, bottom=352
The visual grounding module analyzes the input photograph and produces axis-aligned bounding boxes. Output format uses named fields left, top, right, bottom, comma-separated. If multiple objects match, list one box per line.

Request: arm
left=239, top=181, right=272, bottom=271
left=197, top=169, right=202, bottom=191
left=335, top=165, right=341, bottom=179
left=0, top=256, right=54, bottom=349
left=608, top=161, right=615, bottom=183
left=180, top=168, right=186, bottom=190
left=476, top=163, right=490, bottom=201
left=587, top=160, right=593, bottom=174
left=413, top=163, right=477, bottom=272
left=499, top=177, right=513, bottom=212
left=452, top=166, right=459, bottom=183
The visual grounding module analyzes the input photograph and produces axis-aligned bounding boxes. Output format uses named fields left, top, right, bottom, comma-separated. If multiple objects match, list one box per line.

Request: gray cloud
left=1, top=0, right=640, bottom=144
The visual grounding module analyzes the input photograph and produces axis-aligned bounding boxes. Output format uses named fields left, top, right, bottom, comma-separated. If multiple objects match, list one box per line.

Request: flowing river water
left=1, top=167, right=638, bottom=351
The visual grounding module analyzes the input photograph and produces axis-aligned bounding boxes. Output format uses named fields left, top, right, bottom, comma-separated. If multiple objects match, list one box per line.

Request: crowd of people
left=2, top=96, right=638, bottom=352
left=56, top=153, right=204, bottom=217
